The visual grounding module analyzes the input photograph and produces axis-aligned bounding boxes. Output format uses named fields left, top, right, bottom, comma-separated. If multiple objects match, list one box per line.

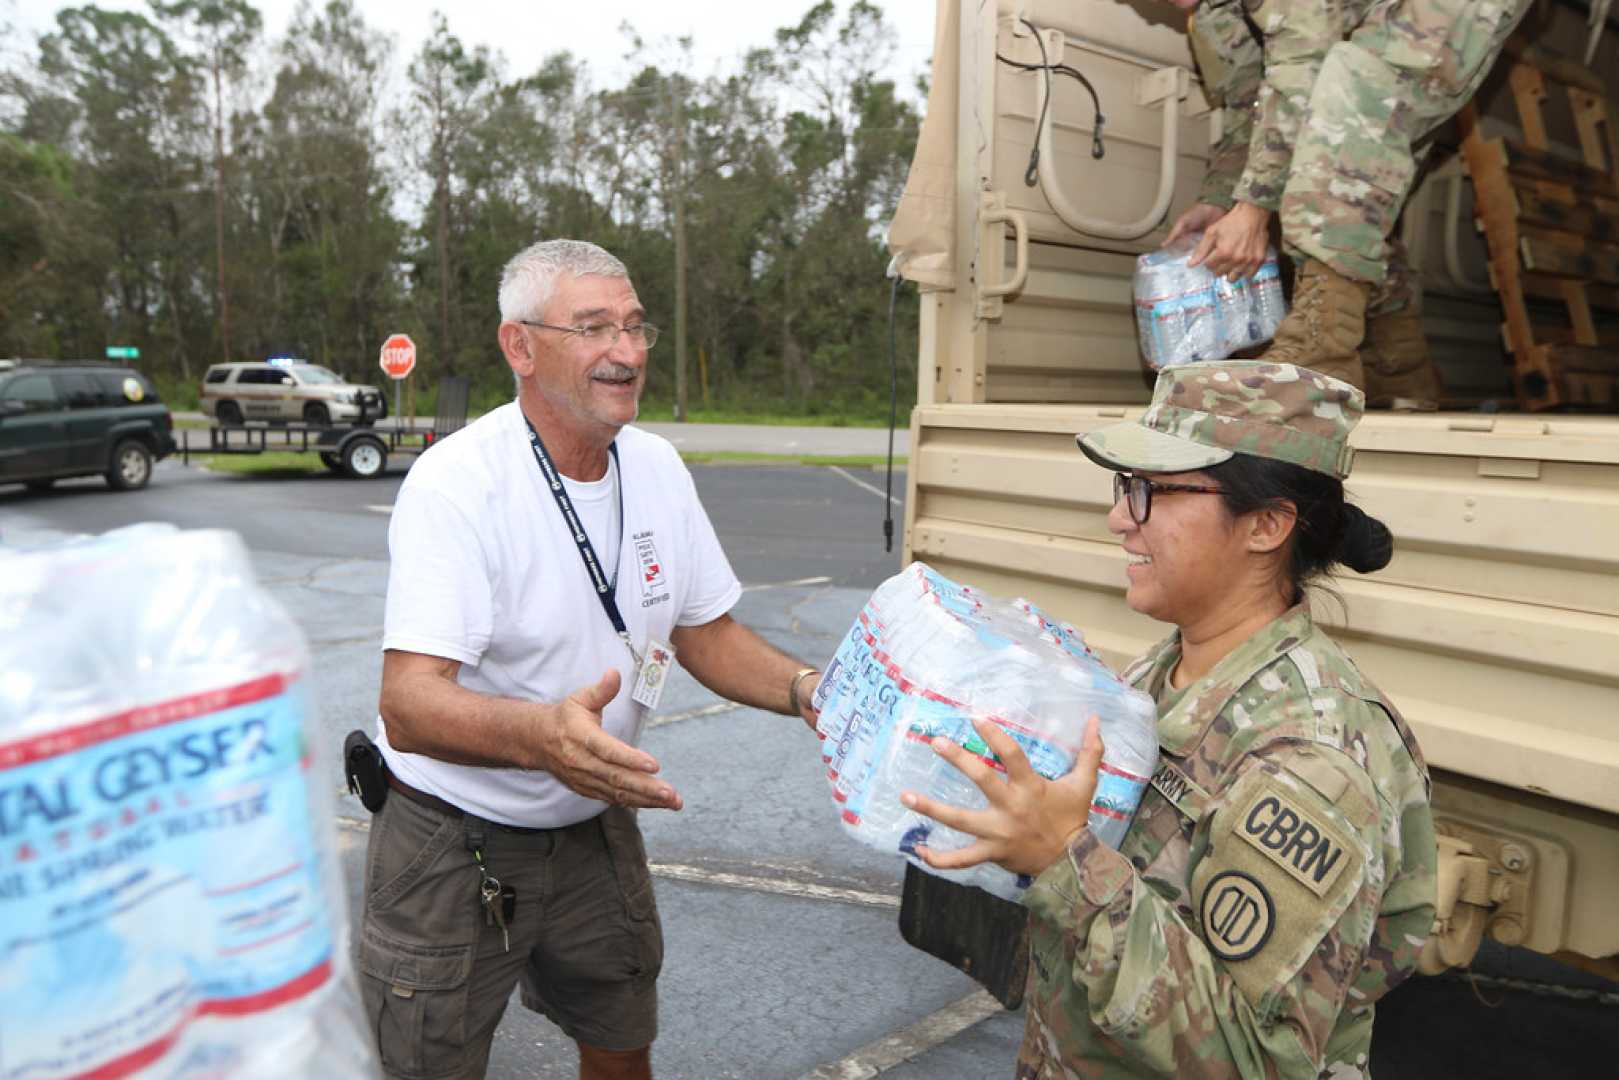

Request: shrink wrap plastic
left=1134, top=235, right=1286, bottom=369
left=814, top=563, right=1158, bottom=901
left=0, top=524, right=378, bottom=1079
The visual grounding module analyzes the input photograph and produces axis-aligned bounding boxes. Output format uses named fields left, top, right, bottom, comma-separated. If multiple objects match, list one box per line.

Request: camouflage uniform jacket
left=1189, top=0, right=1378, bottom=211
left=1016, top=606, right=1436, bottom=1079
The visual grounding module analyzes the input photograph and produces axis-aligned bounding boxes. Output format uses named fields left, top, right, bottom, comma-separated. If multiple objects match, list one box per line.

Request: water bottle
left=814, top=563, right=1160, bottom=903
left=1135, top=236, right=1288, bottom=366
left=1134, top=249, right=1187, bottom=370
left=1069, top=682, right=1158, bottom=849
left=1250, top=254, right=1285, bottom=344
left=0, top=525, right=378, bottom=1078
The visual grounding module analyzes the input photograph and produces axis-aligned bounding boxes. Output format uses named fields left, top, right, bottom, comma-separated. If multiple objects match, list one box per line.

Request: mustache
left=589, top=363, right=639, bottom=381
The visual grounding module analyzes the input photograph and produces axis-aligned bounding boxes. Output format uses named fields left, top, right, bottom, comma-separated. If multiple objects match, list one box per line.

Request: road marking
left=648, top=863, right=899, bottom=909
left=645, top=701, right=743, bottom=729
left=366, top=504, right=393, bottom=514
left=830, top=466, right=901, bottom=508
left=798, top=990, right=1005, bottom=1078
left=740, top=575, right=833, bottom=592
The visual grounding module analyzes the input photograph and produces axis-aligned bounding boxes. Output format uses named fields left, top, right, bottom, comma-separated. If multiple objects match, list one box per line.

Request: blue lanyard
left=522, top=417, right=634, bottom=659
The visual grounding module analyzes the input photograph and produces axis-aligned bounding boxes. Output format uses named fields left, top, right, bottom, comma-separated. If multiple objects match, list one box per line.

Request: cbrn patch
left=1200, top=870, right=1274, bottom=961
left=1233, top=779, right=1353, bottom=898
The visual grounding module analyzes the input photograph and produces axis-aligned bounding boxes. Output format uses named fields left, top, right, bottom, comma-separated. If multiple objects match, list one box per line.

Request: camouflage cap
left=1076, top=361, right=1363, bottom=479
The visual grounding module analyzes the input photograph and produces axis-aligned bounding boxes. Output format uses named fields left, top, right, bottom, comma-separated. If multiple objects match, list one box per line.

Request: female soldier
left=902, top=360, right=1436, bottom=1078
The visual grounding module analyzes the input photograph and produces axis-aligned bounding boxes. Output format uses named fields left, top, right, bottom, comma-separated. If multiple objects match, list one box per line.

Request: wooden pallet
left=1459, top=37, right=1619, bottom=410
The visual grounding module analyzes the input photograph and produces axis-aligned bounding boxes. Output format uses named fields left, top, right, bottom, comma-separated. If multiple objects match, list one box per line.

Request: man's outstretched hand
left=537, top=669, right=682, bottom=810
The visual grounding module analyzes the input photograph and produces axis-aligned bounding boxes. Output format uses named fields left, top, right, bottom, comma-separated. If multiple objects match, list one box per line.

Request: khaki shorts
left=357, top=789, right=663, bottom=1079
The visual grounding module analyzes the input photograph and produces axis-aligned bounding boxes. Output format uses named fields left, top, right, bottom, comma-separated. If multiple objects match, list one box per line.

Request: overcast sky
left=6, top=1, right=936, bottom=93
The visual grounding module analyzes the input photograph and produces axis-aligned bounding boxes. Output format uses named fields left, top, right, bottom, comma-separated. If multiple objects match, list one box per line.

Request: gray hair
left=498, top=239, right=629, bottom=322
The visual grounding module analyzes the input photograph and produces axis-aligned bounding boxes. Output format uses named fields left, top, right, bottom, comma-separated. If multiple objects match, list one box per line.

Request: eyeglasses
left=518, top=319, right=660, bottom=350
left=1113, top=471, right=1223, bottom=525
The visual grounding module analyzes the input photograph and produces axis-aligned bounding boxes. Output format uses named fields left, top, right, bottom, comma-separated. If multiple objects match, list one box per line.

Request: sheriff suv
left=0, top=362, right=176, bottom=492
left=200, top=359, right=386, bottom=426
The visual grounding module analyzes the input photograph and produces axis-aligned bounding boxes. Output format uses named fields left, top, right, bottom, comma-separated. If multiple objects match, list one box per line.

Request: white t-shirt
left=376, top=401, right=741, bottom=827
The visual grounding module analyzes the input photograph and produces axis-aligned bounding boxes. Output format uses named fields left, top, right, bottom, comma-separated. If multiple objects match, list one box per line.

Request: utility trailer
left=178, top=422, right=441, bottom=479
left=179, top=375, right=471, bottom=479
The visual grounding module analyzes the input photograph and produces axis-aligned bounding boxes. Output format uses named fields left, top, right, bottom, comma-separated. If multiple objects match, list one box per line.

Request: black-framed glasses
left=517, top=319, right=660, bottom=350
left=1113, top=471, right=1223, bottom=525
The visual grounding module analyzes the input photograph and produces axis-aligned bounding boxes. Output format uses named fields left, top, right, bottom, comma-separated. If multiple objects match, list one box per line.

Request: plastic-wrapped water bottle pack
left=0, top=525, right=378, bottom=1079
left=1133, top=235, right=1286, bottom=369
left=813, top=563, right=1158, bottom=901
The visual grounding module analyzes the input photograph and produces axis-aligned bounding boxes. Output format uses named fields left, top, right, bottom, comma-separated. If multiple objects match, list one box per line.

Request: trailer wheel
left=341, top=436, right=387, bottom=479
left=320, top=452, right=344, bottom=473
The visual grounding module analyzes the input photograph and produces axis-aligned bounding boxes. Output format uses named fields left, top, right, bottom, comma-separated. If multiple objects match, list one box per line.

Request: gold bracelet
left=788, top=667, right=819, bottom=715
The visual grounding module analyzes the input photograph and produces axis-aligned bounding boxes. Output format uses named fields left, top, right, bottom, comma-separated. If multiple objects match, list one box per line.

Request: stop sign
left=379, top=333, right=417, bottom=380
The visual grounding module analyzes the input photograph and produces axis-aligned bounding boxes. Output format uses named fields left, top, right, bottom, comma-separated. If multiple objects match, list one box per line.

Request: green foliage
left=1, top=2, right=922, bottom=418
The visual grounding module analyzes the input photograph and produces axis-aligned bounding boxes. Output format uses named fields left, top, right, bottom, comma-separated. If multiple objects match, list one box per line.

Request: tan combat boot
left=1361, top=306, right=1443, bottom=410
left=1258, top=258, right=1370, bottom=389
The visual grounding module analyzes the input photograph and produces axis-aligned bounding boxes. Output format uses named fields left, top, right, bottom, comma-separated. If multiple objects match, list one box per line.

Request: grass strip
left=189, top=452, right=329, bottom=476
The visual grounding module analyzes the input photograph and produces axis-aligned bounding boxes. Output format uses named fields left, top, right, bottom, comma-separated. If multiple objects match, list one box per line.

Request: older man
left=1165, top=0, right=1533, bottom=407
left=358, top=239, right=823, bottom=1079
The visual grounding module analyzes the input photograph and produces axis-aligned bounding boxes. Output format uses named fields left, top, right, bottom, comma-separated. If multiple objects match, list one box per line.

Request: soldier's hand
left=902, top=715, right=1104, bottom=878
left=536, top=669, right=683, bottom=810
left=1188, top=201, right=1271, bottom=281
left=1165, top=202, right=1228, bottom=249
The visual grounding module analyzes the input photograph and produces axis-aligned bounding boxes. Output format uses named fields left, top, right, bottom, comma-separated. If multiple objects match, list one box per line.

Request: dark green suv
left=0, top=362, right=177, bottom=492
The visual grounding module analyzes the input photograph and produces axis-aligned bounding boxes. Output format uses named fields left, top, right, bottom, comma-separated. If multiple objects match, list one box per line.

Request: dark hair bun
left=1339, top=505, right=1393, bottom=574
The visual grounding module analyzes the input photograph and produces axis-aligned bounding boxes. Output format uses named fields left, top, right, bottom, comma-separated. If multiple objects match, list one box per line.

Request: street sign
left=378, top=334, right=417, bottom=380
left=105, top=346, right=140, bottom=360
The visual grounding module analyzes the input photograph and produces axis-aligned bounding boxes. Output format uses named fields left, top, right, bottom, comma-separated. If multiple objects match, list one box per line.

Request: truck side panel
left=897, top=0, right=1619, bottom=963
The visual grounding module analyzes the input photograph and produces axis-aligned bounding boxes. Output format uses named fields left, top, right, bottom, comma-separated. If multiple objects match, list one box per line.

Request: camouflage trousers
left=1370, top=231, right=1421, bottom=317
left=1281, top=0, right=1534, bottom=285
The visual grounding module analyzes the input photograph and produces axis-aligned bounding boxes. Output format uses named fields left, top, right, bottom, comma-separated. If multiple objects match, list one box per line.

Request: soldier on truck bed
left=1161, top=0, right=1534, bottom=409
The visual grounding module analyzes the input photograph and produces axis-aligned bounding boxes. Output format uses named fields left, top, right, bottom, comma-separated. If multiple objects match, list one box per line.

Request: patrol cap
left=1076, top=360, right=1363, bottom=480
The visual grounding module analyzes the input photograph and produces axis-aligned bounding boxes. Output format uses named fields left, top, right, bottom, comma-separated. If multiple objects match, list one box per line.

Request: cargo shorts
left=357, top=788, right=663, bottom=1079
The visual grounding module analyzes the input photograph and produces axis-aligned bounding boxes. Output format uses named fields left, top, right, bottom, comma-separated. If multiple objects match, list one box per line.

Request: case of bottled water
left=0, top=525, right=379, bottom=1078
left=1134, top=234, right=1286, bottom=370
left=813, top=563, right=1158, bottom=902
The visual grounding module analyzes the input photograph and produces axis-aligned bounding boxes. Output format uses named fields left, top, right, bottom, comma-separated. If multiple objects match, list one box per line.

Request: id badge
left=631, top=638, right=676, bottom=710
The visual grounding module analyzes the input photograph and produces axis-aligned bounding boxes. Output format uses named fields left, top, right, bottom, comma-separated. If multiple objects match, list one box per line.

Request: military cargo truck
left=888, top=0, right=1619, bottom=982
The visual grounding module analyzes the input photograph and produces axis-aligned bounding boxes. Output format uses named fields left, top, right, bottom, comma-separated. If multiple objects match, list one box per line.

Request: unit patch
left=1234, top=781, right=1352, bottom=897
left=1200, top=870, right=1273, bottom=961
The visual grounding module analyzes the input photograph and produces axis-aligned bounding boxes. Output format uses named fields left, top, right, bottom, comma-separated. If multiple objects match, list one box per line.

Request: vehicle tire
left=341, top=437, right=387, bottom=479
left=377, top=395, right=389, bottom=421
left=319, top=452, right=344, bottom=473
left=106, top=439, right=154, bottom=491
left=25, top=478, right=55, bottom=493
left=216, top=401, right=244, bottom=426
left=304, top=402, right=332, bottom=427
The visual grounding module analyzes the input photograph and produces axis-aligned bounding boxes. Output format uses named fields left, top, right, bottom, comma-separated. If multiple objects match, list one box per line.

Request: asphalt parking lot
left=3, top=447, right=1616, bottom=1078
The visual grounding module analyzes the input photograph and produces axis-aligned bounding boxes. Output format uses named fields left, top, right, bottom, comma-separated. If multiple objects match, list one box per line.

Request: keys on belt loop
left=479, top=871, right=510, bottom=953
left=471, top=844, right=518, bottom=953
